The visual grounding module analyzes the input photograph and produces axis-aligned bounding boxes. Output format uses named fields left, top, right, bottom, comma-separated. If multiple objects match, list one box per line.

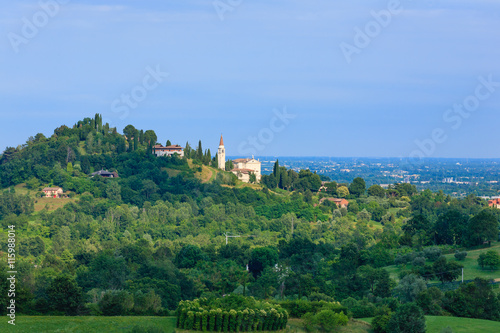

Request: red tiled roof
left=233, top=158, right=252, bottom=163
left=153, top=145, right=183, bottom=150
left=219, top=135, right=224, bottom=146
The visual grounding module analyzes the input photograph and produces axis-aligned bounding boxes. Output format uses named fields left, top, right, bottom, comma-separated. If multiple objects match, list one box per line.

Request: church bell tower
left=218, top=135, right=225, bottom=170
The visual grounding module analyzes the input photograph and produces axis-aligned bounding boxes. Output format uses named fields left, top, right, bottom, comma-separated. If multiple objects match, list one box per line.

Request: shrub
left=454, top=251, right=467, bottom=261
left=373, top=314, right=391, bottom=333
left=423, top=247, right=442, bottom=261
left=304, top=310, right=348, bottom=332
left=216, top=309, right=223, bottom=332
left=223, top=311, right=230, bottom=332
left=478, top=251, right=500, bottom=270
left=388, top=302, right=425, bottom=333
left=176, top=297, right=287, bottom=332
left=412, top=257, right=426, bottom=267
left=98, top=290, right=134, bottom=316
left=202, top=310, right=209, bottom=331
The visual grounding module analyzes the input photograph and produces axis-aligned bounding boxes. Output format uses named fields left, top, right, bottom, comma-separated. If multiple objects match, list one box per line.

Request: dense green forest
left=1, top=115, right=500, bottom=332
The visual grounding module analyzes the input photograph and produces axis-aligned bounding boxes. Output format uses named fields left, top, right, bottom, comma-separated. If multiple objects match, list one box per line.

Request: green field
left=1, top=317, right=371, bottom=333
left=0, top=316, right=176, bottom=333
left=360, top=316, right=500, bottom=333
left=385, top=242, right=500, bottom=283
left=286, top=318, right=371, bottom=333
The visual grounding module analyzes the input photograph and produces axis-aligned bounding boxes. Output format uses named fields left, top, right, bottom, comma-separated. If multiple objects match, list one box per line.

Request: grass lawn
left=13, top=183, right=77, bottom=212
left=360, top=316, right=500, bottom=333
left=442, top=243, right=500, bottom=281
left=286, top=318, right=371, bottom=333
left=0, top=316, right=176, bottom=333
left=386, top=242, right=500, bottom=283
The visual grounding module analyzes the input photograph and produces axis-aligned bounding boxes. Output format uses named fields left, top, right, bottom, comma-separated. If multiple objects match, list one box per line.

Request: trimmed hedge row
left=177, top=300, right=288, bottom=332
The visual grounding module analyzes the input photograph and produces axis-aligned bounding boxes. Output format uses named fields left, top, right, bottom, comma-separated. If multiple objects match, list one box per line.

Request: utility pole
left=462, top=268, right=464, bottom=283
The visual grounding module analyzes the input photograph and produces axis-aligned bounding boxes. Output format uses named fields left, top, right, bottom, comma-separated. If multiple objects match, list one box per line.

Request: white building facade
left=152, top=144, right=184, bottom=157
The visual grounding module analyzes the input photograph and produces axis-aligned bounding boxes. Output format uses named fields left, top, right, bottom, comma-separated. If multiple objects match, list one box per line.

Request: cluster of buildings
left=151, top=135, right=262, bottom=183
left=217, top=135, right=261, bottom=183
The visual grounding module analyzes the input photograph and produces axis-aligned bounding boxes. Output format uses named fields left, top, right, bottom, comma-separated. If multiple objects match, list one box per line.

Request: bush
left=279, top=300, right=346, bottom=318
left=387, top=302, right=425, bottom=333
left=176, top=297, right=288, bottom=332
left=478, top=251, right=500, bottom=270
left=454, top=251, right=467, bottom=261
left=372, top=307, right=391, bottom=333
left=423, top=247, right=442, bottom=261
left=98, top=290, right=134, bottom=316
left=412, top=257, right=426, bottom=267
left=304, top=310, right=348, bottom=332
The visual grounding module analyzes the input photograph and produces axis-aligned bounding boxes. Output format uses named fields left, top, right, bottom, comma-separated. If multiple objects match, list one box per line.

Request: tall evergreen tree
left=206, top=149, right=212, bottom=165
left=185, top=142, right=192, bottom=158
left=133, top=136, right=138, bottom=151
left=213, top=153, right=219, bottom=168
left=271, top=160, right=280, bottom=188
left=197, top=140, right=203, bottom=161
left=139, top=130, right=144, bottom=144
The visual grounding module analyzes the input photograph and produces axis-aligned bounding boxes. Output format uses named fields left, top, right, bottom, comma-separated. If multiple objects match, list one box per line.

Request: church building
left=232, top=157, right=262, bottom=183
left=217, top=135, right=261, bottom=183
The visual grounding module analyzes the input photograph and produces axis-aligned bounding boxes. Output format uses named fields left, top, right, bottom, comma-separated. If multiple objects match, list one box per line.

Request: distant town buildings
left=152, top=144, right=184, bottom=158
left=42, top=187, right=63, bottom=198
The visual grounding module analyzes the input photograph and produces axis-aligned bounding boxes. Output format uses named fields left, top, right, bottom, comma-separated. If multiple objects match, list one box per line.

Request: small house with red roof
left=317, top=197, right=349, bottom=208
left=152, top=144, right=184, bottom=158
left=488, top=198, right=500, bottom=209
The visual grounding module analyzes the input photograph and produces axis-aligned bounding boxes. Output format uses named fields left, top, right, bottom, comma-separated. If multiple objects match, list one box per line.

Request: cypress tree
left=139, top=130, right=144, bottom=144
left=197, top=140, right=203, bottom=161
left=185, top=142, right=191, bottom=158
left=272, top=160, right=280, bottom=188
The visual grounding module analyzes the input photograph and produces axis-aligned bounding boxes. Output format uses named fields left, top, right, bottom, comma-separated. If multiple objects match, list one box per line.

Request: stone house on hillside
left=43, top=187, right=63, bottom=198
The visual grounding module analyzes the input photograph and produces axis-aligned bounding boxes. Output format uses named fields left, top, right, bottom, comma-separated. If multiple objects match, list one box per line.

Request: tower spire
left=218, top=134, right=225, bottom=170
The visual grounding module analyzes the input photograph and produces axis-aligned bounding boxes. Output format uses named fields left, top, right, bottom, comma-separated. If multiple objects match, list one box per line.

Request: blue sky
left=1, top=0, right=499, bottom=158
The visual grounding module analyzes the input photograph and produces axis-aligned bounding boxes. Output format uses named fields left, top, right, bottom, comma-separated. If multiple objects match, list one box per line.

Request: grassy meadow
left=360, top=316, right=500, bottom=333
left=0, top=316, right=176, bottom=333
left=385, top=242, right=500, bottom=283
